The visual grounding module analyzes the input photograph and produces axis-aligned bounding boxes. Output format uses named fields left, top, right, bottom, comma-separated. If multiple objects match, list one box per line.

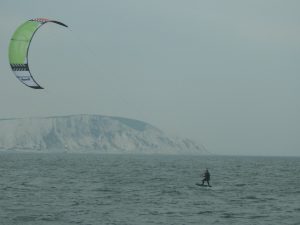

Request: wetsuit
left=202, top=170, right=211, bottom=186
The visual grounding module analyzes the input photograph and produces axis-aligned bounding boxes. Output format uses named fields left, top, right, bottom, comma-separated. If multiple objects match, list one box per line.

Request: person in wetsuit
left=202, top=169, right=211, bottom=186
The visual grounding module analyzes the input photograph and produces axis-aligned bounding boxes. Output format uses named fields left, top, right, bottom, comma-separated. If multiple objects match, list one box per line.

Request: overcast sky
left=0, top=0, right=299, bottom=156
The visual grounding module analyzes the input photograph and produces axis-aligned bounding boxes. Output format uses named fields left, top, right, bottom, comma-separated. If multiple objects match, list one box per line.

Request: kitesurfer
left=201, top=168, right=211, bottom=186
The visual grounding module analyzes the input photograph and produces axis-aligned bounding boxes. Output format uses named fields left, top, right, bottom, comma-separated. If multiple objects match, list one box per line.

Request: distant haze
left=0, top=0, right=299, bottom=156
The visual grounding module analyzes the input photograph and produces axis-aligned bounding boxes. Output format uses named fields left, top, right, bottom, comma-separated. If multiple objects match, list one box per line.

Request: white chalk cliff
left=0, top=115, right=205, bottom=154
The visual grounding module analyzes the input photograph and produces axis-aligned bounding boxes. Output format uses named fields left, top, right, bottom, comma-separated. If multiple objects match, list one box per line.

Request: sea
left=0, top=152, right=299, bottom=225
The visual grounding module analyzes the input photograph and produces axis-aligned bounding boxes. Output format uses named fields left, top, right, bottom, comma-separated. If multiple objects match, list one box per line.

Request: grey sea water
left=0, top=152, right=299, bottom=225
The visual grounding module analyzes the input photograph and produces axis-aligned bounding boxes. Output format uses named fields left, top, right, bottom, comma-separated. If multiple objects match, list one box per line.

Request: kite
left=8, top=18, right=68, bottom=89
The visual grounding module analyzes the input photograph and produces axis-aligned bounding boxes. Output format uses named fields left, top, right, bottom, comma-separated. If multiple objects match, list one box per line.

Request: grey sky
left=0, top=0, right=299, bottom=156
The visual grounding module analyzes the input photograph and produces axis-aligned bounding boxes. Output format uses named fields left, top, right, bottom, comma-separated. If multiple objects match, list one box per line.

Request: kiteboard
left=196, top=183, right=212, bottom=187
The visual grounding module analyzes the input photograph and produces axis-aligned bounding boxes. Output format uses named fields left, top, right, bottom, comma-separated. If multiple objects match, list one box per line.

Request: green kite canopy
left=9, top=18, right=68, bottom=89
